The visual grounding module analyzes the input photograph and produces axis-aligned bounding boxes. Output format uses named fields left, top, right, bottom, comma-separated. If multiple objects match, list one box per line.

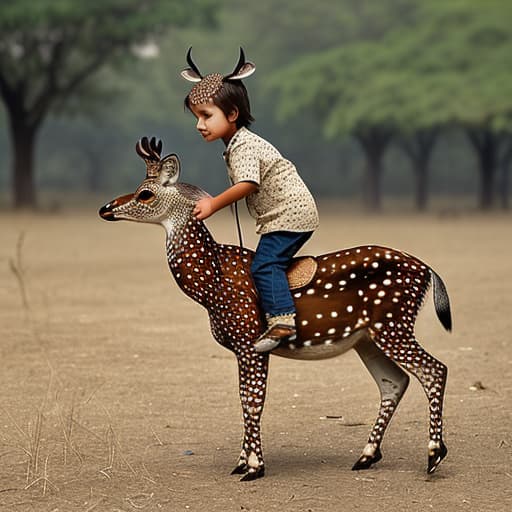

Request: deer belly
left=272, top=329, right=368, bottom=361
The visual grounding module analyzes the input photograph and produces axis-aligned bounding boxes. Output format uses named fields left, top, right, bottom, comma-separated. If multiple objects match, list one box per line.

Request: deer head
left=99, top=137, right=208, bottom=234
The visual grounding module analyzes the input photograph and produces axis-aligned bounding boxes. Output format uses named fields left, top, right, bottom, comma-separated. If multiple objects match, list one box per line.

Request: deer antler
left=136, top=136, right=163, bottom=177
left=225, top=47, right=256, bottom=80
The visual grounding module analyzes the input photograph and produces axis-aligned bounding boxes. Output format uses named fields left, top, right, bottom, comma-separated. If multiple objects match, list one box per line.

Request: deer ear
left=160, top=154, right=180, bottom=186
left=181, top=68, right=202, bottom=83
left=229, top=62, right=256, bottom=80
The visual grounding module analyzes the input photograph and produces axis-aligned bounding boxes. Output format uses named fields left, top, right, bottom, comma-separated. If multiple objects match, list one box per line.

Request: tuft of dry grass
left=1, top=233, right=160, bottom=500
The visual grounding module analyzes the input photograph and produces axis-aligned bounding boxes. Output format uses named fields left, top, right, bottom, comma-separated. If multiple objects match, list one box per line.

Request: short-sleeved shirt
left=223, top=127, right=319, bottom=235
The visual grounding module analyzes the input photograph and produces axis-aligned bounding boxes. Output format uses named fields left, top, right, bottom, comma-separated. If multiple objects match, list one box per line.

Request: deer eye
left=136, top=190, right=155, bottom=203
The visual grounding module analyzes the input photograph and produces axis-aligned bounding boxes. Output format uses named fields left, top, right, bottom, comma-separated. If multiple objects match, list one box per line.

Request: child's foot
left=254, top=314, right=297, bottom=353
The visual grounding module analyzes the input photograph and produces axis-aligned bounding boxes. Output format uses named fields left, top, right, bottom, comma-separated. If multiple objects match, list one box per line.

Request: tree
left=269, top=0, right=512, bottom=211
left=411, top=0, right=512, bottom=210
left=0, top=0, right=216, bottom=208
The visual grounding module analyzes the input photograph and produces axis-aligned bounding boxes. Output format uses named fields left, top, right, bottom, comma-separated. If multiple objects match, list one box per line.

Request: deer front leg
left=231, top=349, right=269, bottom=481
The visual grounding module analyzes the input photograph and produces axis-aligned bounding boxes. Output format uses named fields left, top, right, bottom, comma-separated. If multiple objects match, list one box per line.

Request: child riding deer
left=182, top=48, right=319, bottom=353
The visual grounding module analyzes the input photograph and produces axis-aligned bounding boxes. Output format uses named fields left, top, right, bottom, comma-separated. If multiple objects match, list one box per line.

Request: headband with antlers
left=181, top=47, right=256, bottom=105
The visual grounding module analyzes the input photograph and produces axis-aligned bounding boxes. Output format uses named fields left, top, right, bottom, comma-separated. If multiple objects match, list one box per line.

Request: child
left=182, top=48, right=319, bottom=352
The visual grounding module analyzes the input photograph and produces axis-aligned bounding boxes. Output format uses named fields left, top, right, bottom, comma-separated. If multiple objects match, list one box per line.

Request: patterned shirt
left=223, top=127, right=319, bottom=235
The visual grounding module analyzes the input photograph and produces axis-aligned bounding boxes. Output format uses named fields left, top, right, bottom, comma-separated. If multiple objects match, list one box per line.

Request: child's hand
left=193, top=197, right=215, bottom=220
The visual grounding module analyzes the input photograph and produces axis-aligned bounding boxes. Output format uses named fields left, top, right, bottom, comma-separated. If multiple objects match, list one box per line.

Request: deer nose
left=99, top=202, right=119, bottom=221
left=99, top=193, right=134, bottom=221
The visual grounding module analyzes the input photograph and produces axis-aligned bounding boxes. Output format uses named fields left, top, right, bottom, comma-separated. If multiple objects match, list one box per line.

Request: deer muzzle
left=99, top=194, right=134, bottom=221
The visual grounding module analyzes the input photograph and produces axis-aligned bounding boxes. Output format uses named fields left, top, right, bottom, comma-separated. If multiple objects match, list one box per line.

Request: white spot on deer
left=248, top=451, right=259, bottom=469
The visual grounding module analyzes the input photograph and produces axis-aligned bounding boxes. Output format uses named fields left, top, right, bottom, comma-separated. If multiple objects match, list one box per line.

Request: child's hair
left=185, top=80, right=255, bottom=129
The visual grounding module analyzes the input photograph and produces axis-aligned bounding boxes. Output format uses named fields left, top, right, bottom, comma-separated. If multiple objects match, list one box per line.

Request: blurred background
left=0, top=0, right=511, bottom=213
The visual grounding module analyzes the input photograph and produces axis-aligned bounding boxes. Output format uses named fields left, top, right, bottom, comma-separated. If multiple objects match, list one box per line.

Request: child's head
left=184, top=80, right=254, bottom=129
left=182, top=48, right=256, bottom=129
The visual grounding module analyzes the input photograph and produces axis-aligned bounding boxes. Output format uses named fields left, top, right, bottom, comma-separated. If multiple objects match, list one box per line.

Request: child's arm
left=193, top=181, right=258, bottom=220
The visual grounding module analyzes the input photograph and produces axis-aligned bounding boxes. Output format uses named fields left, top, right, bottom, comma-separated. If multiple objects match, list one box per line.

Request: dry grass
left=0, top=207, right=511, bottom=511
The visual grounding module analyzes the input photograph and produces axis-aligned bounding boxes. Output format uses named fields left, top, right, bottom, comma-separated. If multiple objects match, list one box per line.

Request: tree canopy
left=0, top=0, right=510, bottom=210
left=0, top=0, right=217, bottom=207
left=268, top=0, right=512, bottom=209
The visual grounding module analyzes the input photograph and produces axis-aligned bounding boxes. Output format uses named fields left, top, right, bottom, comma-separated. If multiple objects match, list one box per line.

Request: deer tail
left=431, top=270, right=452, bottom=332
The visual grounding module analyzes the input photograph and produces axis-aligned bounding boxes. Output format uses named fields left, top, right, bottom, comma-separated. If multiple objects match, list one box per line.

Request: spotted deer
left=99, top=137, right=452, bottom=481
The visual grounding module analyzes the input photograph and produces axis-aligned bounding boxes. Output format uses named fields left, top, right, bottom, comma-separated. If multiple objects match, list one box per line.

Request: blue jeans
left=251, top=231, right=313, bottom=317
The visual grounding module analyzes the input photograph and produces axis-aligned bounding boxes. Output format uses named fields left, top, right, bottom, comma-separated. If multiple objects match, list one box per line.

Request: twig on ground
left=24, top=454, right=59, bottom=496
left=125, top=492, right=154, bottom=509
left=85, top=497, right=106, bottom=512
left=9, top=232, right=29, bottom=310
left=55, top=395, right=84, bottom=466
left=100, top=407, right=137, bottom=477
left=141, top=463, right=157, bottom=484
left=149, top=424, right=164, bottom=446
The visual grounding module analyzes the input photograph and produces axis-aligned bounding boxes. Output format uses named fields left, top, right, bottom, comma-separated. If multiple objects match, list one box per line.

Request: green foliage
left=270, top=0, right=512, bottom=138
left=0, top=0, right=220, bottom=207
left=0, top=0, right=218, bottom=120
left=1, top=0, right=509, bottom=206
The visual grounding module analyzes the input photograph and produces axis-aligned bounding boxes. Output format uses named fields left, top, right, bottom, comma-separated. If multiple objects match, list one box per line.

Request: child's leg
left=251, top=231, right=312, bottom=352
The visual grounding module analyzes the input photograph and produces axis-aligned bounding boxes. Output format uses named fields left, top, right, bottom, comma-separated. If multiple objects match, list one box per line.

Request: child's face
left=189, top=101, right=238, bottom=145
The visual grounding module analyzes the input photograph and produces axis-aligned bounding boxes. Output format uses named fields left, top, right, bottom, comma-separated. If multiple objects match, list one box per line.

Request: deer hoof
left=231, top=463, right=248, bottom=475
left=427, top=440, right=447, bottom=474
left=352, top=448, right=382, bottom=470
left=239, top=466, right=265, bottom=481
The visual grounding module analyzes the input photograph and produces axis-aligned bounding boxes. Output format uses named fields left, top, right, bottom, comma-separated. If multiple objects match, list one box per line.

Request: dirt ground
left=0, top=203, right=511, bottom=512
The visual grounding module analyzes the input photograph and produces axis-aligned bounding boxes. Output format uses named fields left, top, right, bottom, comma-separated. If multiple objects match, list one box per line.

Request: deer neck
left=164, top=215, right=221, bottom=306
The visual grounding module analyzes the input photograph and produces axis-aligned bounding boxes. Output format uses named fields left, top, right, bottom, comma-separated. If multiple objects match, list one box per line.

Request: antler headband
left=181, top=47, right=256, bottom=105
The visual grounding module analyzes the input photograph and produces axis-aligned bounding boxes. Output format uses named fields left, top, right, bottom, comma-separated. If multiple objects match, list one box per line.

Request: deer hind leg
left=352, top=334, right=410, bottom=470
left=231, top=350, right=269, bottom=481
left=370, top=329, right=448, bottom=474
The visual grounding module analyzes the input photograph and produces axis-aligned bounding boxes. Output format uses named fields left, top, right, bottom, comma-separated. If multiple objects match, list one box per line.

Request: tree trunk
left=466, top=127, right=500, bottom=211
left=356, top=128, right=393, bottom=212
left=400, top=129, right=438, bottom=212
left=8, top=114, right=39, bottom=209
left=365, top=149, right=383, bottom=211
left=478, top=146, right=495, bottom=210
left=414, top=161, right=429, bottom=212
left=499, top=140, right=512, bottom=210
left=84, top=146, right=103, bottom=193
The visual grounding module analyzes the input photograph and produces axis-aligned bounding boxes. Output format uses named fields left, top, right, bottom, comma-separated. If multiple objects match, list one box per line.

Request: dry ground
left=0, top=204, right=511, bottom=511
